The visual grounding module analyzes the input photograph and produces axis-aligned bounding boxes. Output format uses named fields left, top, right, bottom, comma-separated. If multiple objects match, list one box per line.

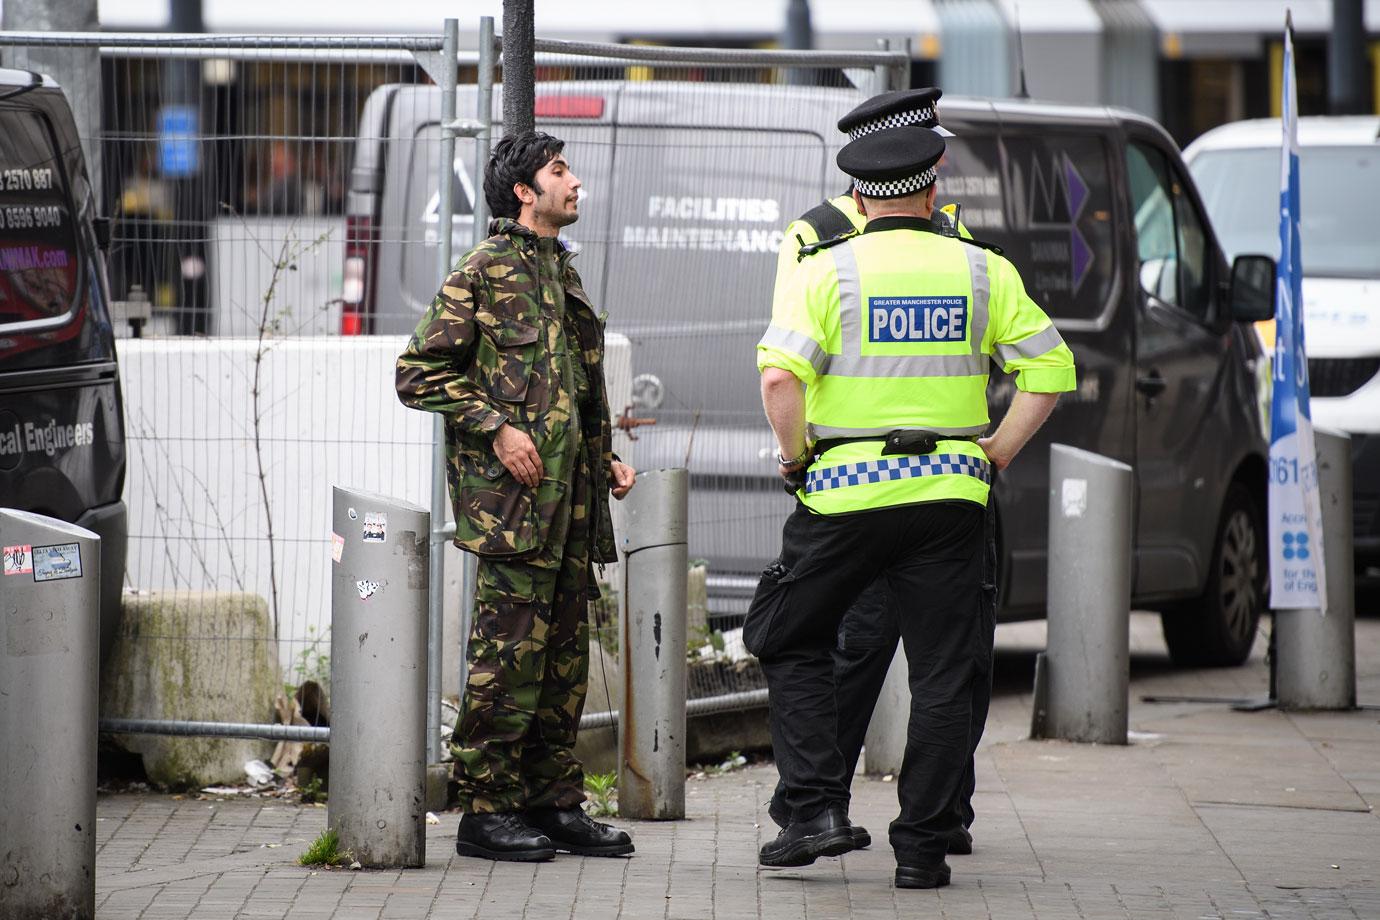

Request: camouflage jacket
left=395, top=217, right=617, bottom=564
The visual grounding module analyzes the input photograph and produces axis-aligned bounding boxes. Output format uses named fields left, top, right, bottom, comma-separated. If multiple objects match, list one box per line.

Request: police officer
left=750, top=125, right=1074, bottom=888
left=767, top=88, right=987, bottom=856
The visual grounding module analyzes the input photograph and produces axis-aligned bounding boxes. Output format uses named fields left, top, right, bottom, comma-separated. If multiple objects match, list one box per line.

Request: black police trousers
left=765, top=499, right=997, bottom=832
left=744, top=498, right=989, bottom=865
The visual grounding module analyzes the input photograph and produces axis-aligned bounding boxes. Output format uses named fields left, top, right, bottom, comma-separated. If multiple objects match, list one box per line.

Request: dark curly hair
left=484, top=130, right=566, bottom=219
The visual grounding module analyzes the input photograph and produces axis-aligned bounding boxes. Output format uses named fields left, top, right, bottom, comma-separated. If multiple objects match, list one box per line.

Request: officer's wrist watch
left=776, top=445, right=811, bottom=469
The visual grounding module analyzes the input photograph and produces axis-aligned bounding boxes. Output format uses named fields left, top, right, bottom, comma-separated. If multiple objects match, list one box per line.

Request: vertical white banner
left=1268, top=15, right=1328, bottom=613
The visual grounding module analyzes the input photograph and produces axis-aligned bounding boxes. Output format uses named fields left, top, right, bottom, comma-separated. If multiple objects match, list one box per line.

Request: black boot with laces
left=525, top=806, right=635, bottom=857
left=455, top=812, right=556, bottom=862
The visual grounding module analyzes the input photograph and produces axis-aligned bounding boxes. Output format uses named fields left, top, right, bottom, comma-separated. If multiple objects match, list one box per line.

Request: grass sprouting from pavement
left=299, top=828, right=350, bottom=867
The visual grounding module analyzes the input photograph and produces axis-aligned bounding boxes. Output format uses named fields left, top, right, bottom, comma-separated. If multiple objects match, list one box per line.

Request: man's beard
left=537, top=197, right=579, bottom=228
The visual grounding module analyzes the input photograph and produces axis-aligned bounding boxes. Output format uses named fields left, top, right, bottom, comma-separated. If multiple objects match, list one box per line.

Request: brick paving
left=91, top=613, right=1380, bottom=919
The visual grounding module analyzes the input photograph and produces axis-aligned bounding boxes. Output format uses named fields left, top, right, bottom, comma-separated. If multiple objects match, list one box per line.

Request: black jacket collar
left=863, top=215, right=943, bottom=235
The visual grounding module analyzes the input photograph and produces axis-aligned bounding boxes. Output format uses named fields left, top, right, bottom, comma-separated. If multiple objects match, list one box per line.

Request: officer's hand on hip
left=977, top=436, right=1012, bottom=472
left=610, top=460, right=636, bottom=500
left=494, top=423, right=544, bottom=487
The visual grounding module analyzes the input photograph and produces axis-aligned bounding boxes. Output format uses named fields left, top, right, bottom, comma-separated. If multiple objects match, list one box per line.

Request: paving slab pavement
left=90, top=613, right=1380, bottom=918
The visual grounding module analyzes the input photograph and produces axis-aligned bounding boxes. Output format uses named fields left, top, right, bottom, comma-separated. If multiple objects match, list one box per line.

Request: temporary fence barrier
left=0, top=24, right=907, bottom=750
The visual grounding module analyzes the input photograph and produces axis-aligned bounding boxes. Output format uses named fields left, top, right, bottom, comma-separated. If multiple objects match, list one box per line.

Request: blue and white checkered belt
left=804, top=453, right=992, bottom=494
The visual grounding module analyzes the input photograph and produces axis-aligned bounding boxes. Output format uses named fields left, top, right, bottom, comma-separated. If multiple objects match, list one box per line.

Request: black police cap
left=836, top=125, right=945, bottom=199
left=837, top=87, right=952, bottom=139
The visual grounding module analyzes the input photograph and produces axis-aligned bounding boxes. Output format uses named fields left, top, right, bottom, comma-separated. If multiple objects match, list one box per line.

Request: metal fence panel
left=0, top=29, right=906, bottom=732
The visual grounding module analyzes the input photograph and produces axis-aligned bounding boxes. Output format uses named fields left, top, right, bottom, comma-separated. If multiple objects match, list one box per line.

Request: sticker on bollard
left=34, top=542, right=82, bottom=581
left=3, top=543, right=32, bottom=575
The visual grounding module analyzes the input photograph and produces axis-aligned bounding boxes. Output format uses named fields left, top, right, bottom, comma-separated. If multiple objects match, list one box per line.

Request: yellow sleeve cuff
left=1016, top=366, right=1077, bottom=393
left=757, top=346, right=816, bottom=385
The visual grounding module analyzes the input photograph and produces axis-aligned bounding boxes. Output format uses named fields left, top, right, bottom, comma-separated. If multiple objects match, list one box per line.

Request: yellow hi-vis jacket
left=773, top=196, right=974, bottom=319
left=757, top=215, right=1076, bottom=514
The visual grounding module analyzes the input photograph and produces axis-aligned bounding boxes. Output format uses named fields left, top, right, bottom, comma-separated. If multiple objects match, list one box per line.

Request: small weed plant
left=286, top=625, right=330, bottom=696
left=298, top=828, right=350, bottom=867
left=584, top=771, right=618, bottom=817
left=298, top=776, right=326, bottom=805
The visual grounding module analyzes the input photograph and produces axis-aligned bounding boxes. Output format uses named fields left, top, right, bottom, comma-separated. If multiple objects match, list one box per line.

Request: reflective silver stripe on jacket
left=828, top=237, right=991, bottom=379
left=809, top=422, right=989, bottom=439
left=994, top=324, right=1066, bottom=366
left=805, top=452, right=992, bottom=494
left=758, top=324, right=827, bottom=375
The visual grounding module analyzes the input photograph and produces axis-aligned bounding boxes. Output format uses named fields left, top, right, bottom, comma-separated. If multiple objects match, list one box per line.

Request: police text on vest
left=868, top=296, right=969, bottom=343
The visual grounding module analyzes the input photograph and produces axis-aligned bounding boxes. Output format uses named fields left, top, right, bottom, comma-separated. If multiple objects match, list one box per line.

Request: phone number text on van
left=0, top=206, right=62, bottom=230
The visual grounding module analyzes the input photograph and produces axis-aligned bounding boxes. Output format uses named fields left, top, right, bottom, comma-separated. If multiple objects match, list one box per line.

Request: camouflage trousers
left=451, top=453, right=595, bottom=813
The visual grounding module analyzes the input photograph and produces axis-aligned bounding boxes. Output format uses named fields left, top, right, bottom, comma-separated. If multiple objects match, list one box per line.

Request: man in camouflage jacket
left=396, top=131, right=636, bottom=863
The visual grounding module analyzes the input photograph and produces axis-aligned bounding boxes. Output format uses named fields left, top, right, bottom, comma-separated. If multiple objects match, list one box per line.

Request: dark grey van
left=0, top=70, right=127, bottom=661
left=347, top=83, right=1272, bottom=666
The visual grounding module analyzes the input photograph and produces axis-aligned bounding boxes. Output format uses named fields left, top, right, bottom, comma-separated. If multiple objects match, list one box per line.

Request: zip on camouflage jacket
left=395, top=217, right=617, bottom=564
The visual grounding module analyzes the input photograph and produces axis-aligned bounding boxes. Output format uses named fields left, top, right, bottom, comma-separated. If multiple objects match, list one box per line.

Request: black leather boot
left=769, top=794, right=870, bottom=848
left=455, top=812, right=556, bottom=862
left=758, top=803, right=858, bottom=868
left=525, top=807, right=635, bottom=857
left=946, top=825, right=973, bottom=855
left=895, top=859, right=952, bottom=889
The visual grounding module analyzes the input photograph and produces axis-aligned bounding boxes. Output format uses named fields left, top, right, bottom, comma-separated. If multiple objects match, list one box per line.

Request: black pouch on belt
left=880, top=429, right=942, bottom=456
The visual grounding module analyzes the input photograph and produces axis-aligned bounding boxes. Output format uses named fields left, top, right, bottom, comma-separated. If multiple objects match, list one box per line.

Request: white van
left=1184, top=117, right=1380, bottom=579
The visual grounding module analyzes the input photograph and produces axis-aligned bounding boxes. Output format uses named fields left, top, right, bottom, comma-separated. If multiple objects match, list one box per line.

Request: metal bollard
left=329, top=488, right=429, bottom=868
left=618, top=468, right=688, bottom=819
left=861, top=646, right=907, bottom=775
left=1276, top=428, right=1356, bottom=709
left=0, top=511, right=101, bottom=920
left=1040, top=444, right=1134, bottom=744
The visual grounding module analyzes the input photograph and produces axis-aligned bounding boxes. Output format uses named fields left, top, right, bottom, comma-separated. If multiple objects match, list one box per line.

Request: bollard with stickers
left=0, top=509, right=101, bottom=920
left=328, top=487, right=430, bottom=868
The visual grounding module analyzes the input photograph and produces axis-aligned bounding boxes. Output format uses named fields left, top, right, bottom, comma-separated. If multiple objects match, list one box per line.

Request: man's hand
left=610, top=460, right=636, bottom=500
left=979, top=391, right=1061, bottom=473
left=976, top=436, right=1012, bottom=472
left=493, top=423, right=543, bottom=487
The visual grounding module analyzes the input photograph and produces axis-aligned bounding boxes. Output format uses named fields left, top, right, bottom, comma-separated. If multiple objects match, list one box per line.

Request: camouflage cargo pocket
left=453, top=453, right=541, bottom=558
left=475, top=317, right=539, bottom=404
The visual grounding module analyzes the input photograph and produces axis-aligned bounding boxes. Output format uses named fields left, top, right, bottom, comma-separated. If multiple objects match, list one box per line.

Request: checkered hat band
left=804, top=452, right=992, bottom=495
left=848, top=106, right=936, bottom=140
left=852, top=165, right=938, bottom=199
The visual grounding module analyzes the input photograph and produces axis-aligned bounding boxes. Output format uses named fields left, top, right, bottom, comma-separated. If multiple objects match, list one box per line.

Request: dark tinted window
left=995, top=133, right=1116, bottom=321
left=0, top=108, right=79, bottom=328
left=938, top=128, right=1115, bottom=321
left=1127, top=142, right=1212, bottom=320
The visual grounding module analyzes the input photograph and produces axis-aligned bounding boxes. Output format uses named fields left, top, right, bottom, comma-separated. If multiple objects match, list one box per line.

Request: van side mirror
left=91, top=216, right=112, bottom=251
left=1229, top=254, right=1275, bottom=323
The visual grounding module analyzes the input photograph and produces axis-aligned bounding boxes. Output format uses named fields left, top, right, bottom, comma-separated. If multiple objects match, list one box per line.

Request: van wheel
left=1160, top=484, right=1264, bottom=667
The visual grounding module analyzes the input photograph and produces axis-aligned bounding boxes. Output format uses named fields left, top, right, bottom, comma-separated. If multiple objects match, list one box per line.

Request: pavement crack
left=1193, top=799, right=1372, bottom=814
left=989, top=748, right=1045, bottom=881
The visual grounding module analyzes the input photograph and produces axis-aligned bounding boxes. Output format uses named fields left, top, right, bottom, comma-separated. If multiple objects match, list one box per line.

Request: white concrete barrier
left=118, top=333, right=631, bottom=675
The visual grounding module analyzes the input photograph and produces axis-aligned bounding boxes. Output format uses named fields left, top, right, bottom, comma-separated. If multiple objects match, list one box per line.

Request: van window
left=0, top=108, right=79, bottom=328
left=401, top=125, right=475, bottom=311
left=1191, top=146, right=1380, bottom=279
left=994, top=133, right=1116, bottom=322
left=1127, top=142, right=1212, bottom=319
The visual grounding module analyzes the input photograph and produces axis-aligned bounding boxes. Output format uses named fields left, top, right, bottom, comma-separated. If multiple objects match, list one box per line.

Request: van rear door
left=0, top=90, right=125, bottom=522
left=601, top=86, right=837, bottom=576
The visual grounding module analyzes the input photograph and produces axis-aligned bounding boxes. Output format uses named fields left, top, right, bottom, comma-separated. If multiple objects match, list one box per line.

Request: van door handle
left=1136, top=373, right=1167, bottom=397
